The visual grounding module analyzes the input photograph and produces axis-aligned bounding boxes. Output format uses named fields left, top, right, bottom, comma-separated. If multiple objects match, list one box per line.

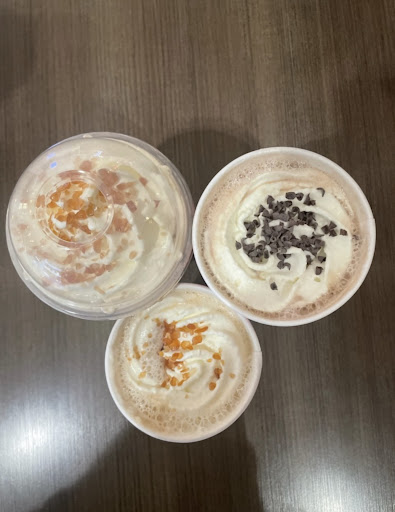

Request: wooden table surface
left=1, top=1, right=394, bottom=511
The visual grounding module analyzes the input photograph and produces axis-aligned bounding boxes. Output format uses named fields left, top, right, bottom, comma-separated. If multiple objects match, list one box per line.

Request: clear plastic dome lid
left=6, top=133, right=194, bottom=319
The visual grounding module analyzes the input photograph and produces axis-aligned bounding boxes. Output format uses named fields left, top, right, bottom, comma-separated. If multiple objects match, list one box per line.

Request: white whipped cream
left=202, top=167, right=356, bottom=315
left=8, top=137, right=186, bottom=312
left=108, top=288, right=261, bottom=437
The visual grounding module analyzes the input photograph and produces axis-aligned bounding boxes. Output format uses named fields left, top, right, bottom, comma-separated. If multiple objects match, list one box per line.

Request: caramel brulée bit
left=153, top=319, right=226, bottom=390
left=37, top=180, right=108, bottom=243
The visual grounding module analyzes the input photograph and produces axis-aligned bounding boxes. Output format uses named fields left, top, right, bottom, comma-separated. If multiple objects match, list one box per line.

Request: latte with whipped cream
left=105, top=285, right=262, bottom=441
left=194, top=149, right=374, bottom=324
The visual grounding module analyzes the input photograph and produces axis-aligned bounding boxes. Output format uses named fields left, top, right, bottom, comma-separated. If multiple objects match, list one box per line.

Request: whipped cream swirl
left=8, top=137, right=188, bottom=314
left=109, top=287, right=261, bottom=437
left=204, top=168, right=355, bottom=315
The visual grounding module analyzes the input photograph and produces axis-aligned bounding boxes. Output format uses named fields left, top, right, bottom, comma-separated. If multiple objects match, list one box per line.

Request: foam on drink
left=106, top=287, right=262, bottom=440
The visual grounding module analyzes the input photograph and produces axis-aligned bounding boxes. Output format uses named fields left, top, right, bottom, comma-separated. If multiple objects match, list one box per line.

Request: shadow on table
left=31, top=419, right=264, bottom=512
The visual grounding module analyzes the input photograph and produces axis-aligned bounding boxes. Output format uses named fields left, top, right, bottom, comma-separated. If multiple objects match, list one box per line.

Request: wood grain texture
left=1, top=1, right=394, bottom=511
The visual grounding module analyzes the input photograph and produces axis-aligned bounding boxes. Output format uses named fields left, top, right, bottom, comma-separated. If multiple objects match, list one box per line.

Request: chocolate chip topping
left=315, top=266, right=323, bottom=275
left=254, top=206, right=262, bottom=217
left=340, top=229, right=348, bottom=236
left=270, top=282, right=278, bottom=290
left=303, top=193, right=316, bottom=206
left=235, top=193, right=341, bottom=274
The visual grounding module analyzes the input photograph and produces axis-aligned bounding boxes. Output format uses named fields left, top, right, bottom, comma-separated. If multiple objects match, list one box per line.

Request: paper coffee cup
left=192, top=147, right=376, bottom=326
left=105, top=283, right=262, bottom=442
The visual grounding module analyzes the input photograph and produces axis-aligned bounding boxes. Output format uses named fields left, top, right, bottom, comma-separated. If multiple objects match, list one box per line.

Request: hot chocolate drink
left=193, top=148, right=375, bottom=325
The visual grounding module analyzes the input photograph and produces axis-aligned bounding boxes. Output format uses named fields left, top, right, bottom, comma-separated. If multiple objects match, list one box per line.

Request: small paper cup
left=192, top=147, right=376, bottom=326
left=105, top=283, right=262, bottom=442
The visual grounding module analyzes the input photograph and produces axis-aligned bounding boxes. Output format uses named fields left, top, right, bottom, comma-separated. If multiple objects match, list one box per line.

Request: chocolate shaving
left=315, top=266, right=323, bottom=275
left=340, top=229, right=348, bottom=236
left=317, top=187, right=325, bottom=197
left=318, top=255, right=326, bottom=263
left=329, top=229, right=337, bottom=237
left=239, top=191, right=333, bottom=271
left=303, top=193, right=316, bottom=206
left=243, top=245, right=255, bottom=254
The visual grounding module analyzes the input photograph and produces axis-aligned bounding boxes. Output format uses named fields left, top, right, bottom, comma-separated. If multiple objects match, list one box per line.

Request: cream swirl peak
left=7, top=134, right=193, bottom=318
left=106, top=286, right=262, bottom=440
left=195, top=154, right=369, bottom=323
left=234, top=177, right=351, bottom=298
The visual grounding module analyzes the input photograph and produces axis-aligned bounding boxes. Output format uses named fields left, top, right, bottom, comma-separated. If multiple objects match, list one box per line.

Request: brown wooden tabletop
left=1, top=1, right=394, bottom=511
